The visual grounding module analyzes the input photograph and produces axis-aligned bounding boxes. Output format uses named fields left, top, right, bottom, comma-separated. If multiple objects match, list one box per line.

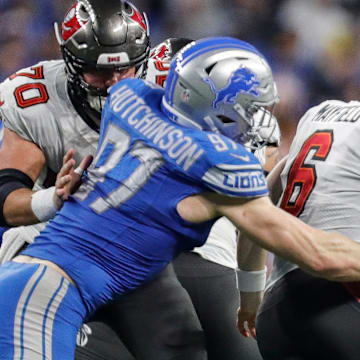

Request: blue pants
left=0, top=261, right=87, bottom=360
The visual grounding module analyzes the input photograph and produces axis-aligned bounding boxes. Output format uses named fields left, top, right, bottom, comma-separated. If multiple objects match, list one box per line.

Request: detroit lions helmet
left=162, top=37, right=279, bottom=148
left=54, top=0, right=150, bottom=118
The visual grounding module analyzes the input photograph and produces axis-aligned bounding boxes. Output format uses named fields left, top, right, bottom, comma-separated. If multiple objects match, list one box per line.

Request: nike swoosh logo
left=230, top=153, right=250, bottom=162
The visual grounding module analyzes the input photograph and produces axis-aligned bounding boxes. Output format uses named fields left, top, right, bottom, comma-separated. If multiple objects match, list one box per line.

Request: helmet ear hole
left=123, top=1, right=133, bottom=14
left=217, top=115, right=235, bottom=124
left=79, top=4, right=88, bottom=17
left=205, top=64, right=216, bottom=75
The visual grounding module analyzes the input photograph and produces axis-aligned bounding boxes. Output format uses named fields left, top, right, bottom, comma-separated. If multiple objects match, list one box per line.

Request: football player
left=145, top=37, right=281, bottom=359
left=0, top=36, right=359, bottom=359
left=256, top=99, right=360, bottom=359
left=0, top=1, right=206, bottom=360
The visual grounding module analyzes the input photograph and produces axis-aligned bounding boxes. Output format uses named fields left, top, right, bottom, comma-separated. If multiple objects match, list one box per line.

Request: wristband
left=31, top=187, right=58, bottom=222
left=236, top=266, right=267, bottom=292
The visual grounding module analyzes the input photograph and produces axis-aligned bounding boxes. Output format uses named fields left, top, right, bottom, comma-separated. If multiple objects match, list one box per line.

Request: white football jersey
left=0, top=60, right=99, bottom=246
left=268, top=99, right=360, bottom=288
left=0, top=60, right=99, bottom=175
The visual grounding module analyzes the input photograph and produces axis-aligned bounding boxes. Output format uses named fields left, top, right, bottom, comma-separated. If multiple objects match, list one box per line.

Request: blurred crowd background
left=2, top=0, right=360, bottom=154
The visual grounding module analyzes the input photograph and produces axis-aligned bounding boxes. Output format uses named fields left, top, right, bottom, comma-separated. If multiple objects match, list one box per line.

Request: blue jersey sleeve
left=190, top=132, right=268, bottom=197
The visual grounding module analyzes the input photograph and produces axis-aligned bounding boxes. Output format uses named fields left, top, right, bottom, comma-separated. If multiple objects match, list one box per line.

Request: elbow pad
left=0, top=169, right=34, bottom=227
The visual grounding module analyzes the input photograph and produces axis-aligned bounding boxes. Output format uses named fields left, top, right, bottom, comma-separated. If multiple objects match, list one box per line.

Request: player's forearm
left=245, top=207, right=360, bottom=282
left=306, top=230, right=360, bottom=282
left=237, top=232, right=267, bottom=301
left=237, top=232, right=267, bottom=271
left=3, top=188, right=40, bottom=226
left=224, top=197, right=360, bottom=282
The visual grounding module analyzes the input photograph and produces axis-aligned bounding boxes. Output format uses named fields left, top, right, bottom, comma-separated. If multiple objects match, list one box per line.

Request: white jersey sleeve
left=0, top=60, right=99, bottom=174
left=0, top=60, right=100, bottom=252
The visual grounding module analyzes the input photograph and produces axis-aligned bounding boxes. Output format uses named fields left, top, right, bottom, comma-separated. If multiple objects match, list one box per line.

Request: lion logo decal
left=204, top=66, right=260, bottom=109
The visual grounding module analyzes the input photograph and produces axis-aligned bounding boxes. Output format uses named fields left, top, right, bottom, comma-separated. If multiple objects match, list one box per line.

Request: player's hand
left=237, top=291, right=263, bottom=339
left=54, top=149, right=93, bottom=208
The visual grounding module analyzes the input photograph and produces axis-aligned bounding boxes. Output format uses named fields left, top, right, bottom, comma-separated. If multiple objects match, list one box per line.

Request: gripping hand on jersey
left=54, top=149, right=93, bottom=208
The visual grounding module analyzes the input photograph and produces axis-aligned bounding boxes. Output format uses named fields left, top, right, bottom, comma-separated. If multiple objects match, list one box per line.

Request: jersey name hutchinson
left=110, top=85, right=204, bottom=171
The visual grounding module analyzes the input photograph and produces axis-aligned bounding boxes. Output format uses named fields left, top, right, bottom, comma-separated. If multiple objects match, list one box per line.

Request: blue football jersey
left=24, top=79, right=268, bottom=314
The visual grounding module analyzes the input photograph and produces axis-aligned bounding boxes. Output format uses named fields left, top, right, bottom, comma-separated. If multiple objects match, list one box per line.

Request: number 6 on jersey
left=280, top=130, right=333, bottom=216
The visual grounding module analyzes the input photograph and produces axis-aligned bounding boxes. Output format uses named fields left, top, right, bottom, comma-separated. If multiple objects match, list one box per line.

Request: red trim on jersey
left=151, top=45, right=170, bottom=61
left=154, top=60, right=170, bottom=71
left=155, top=74, right=168, bottom=87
